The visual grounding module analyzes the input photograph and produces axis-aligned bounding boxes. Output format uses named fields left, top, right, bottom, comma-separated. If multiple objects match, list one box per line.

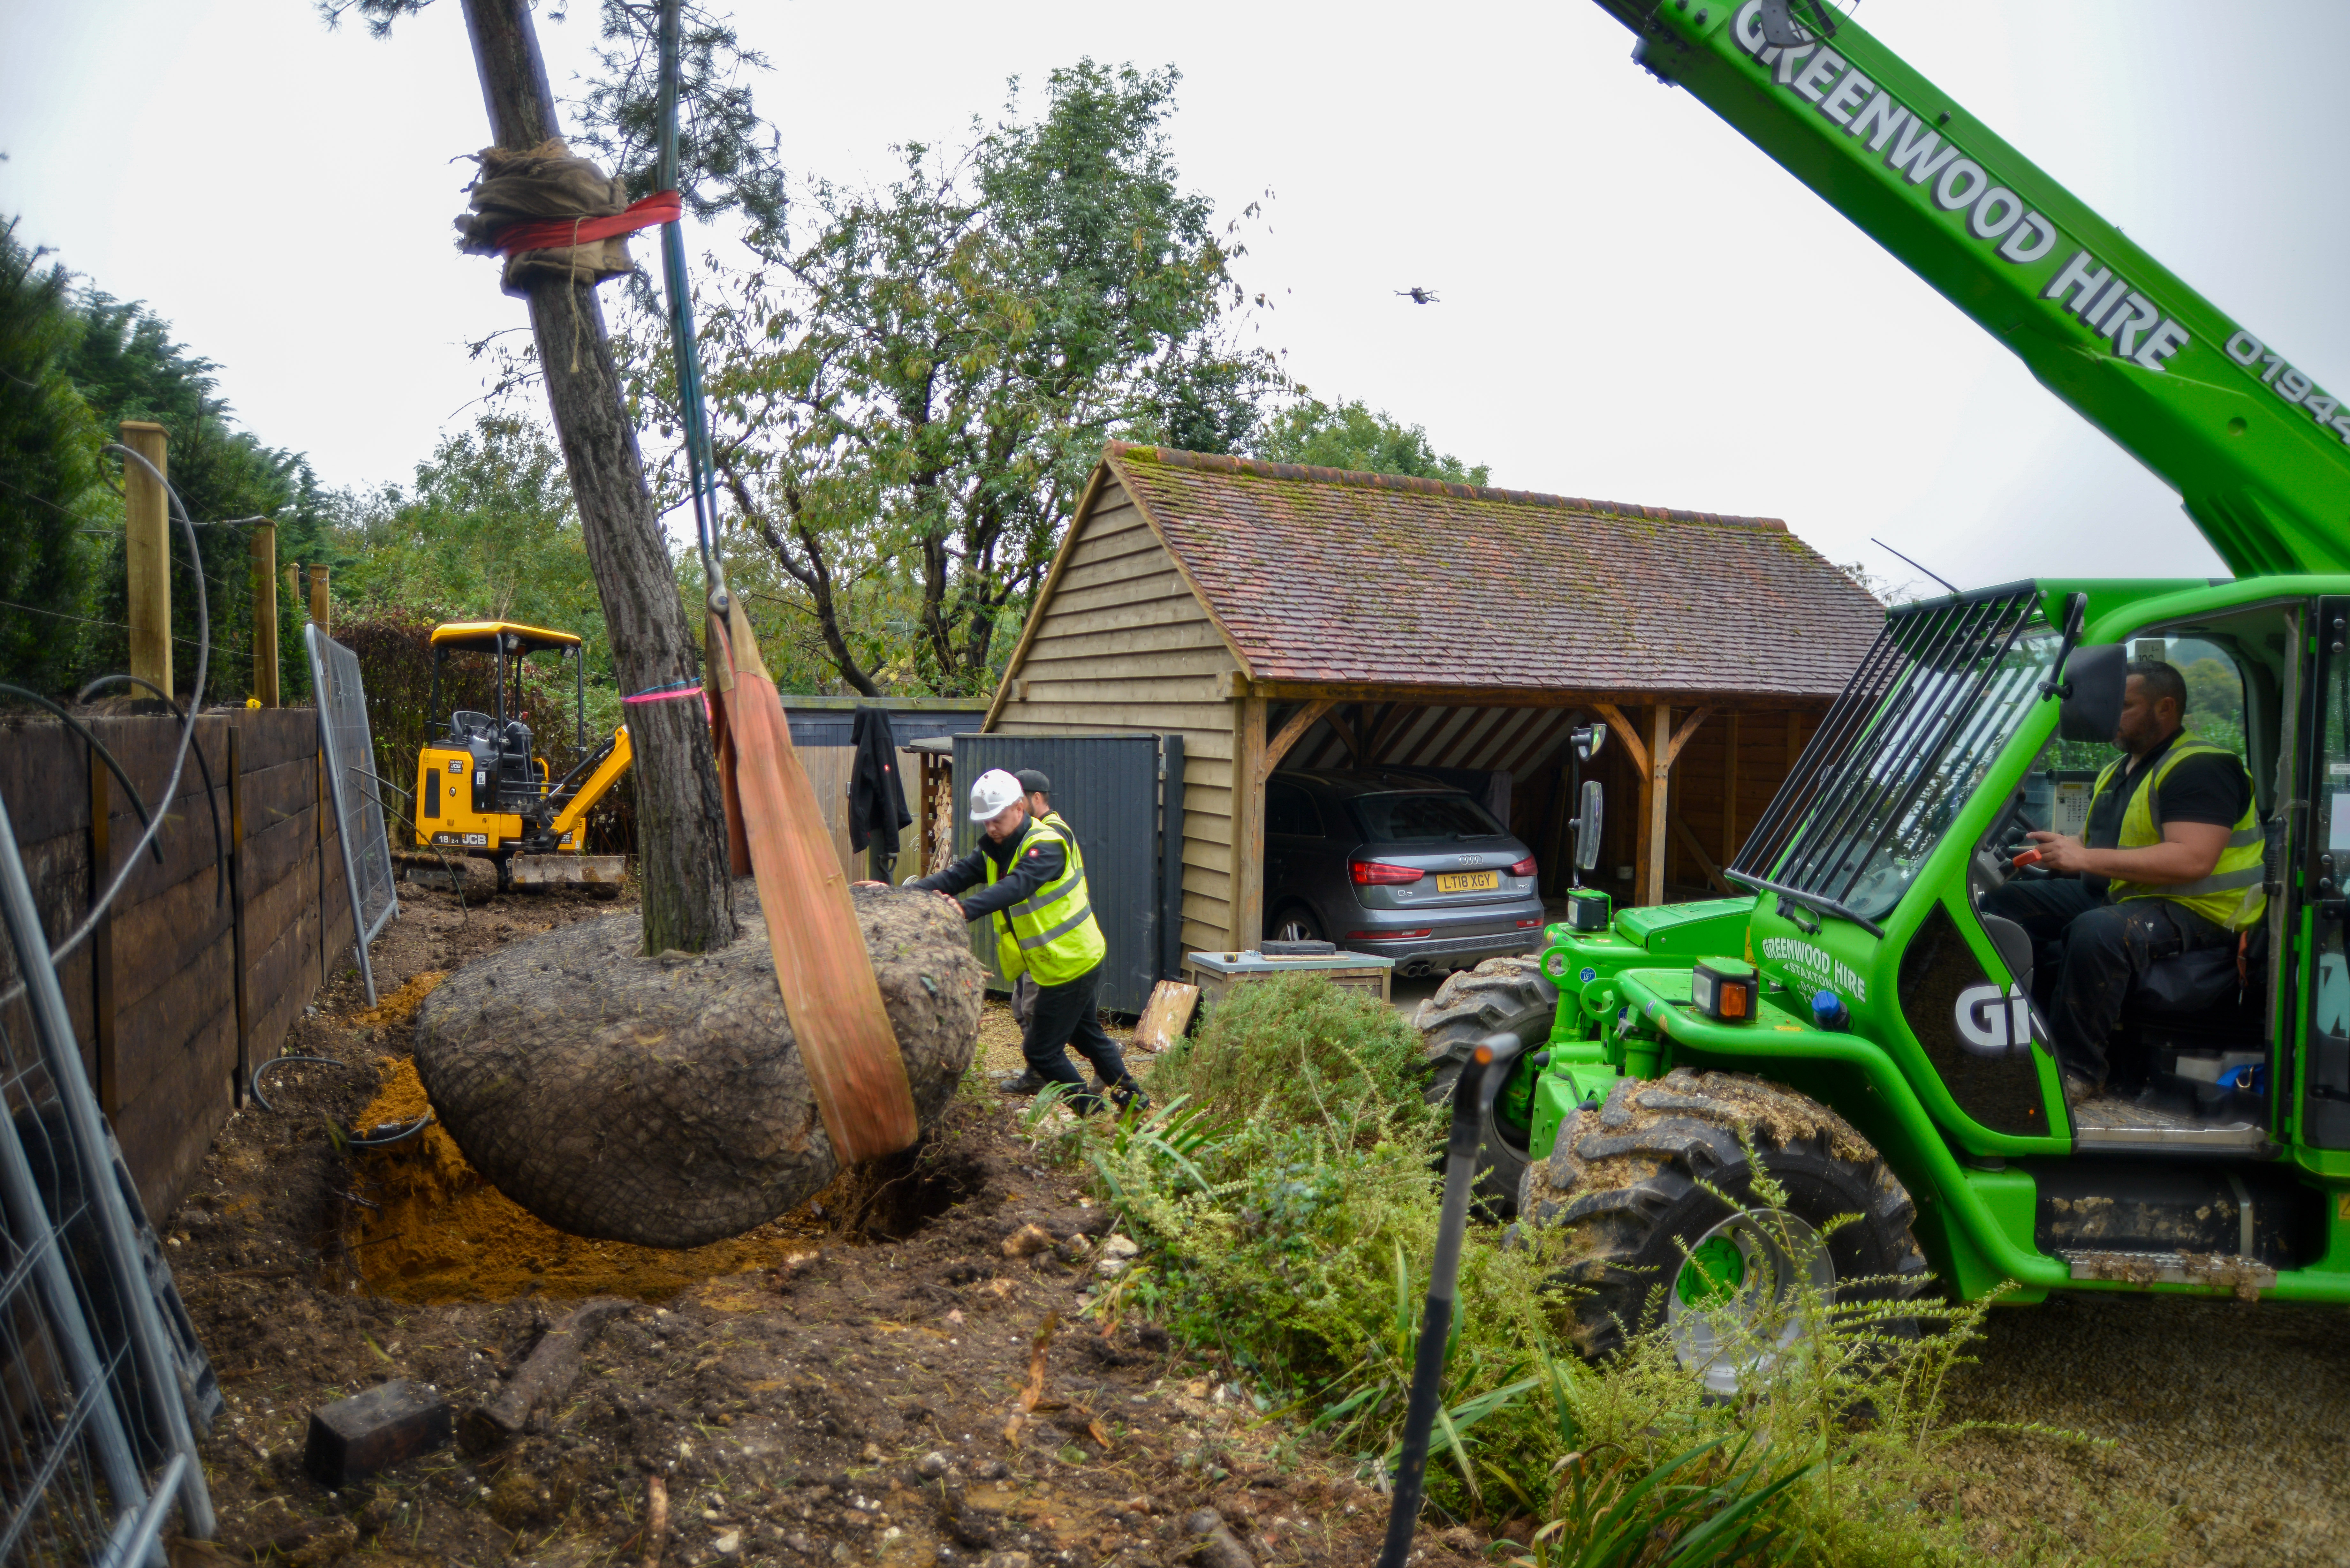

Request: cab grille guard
left=1728, top=581, right=2043, bottom=933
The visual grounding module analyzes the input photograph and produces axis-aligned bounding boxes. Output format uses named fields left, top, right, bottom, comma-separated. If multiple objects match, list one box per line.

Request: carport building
left=982, top=444, right=1883, bottom=957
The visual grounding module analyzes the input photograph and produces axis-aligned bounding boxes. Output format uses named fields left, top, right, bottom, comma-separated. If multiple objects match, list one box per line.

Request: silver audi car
left=1262, top=770, right=1547, bottom=975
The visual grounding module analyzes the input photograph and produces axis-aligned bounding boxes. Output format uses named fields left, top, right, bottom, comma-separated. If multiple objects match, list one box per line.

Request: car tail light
left=1350, top=859, right=1424, bottom=885
left=1507, top=855, right=1538, bottom=878
left=1515, top=918, right=1542, bottom=928
left=1348, top=929, right=1432, bottom=941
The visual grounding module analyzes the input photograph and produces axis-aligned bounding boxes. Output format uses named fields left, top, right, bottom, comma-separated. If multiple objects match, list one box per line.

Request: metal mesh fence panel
left=0, top=788, right=213, bottom=1566
left=306, top=625, right=400, bottom=1007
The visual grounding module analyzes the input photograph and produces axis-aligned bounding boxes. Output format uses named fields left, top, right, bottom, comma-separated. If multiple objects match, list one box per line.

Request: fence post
left=250, top=524, right=279, bottom=707
left=308, top=565, right=331, bottom=633
left=121, top=421, right=171, bottom=702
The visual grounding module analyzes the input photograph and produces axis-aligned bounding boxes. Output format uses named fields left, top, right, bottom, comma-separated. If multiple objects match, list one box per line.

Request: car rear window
left=1351, top=791, right=1503, bottom=842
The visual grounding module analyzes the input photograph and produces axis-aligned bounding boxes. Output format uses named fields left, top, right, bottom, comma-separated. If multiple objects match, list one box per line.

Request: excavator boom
left=1596, top=0, right=2350, bottom=576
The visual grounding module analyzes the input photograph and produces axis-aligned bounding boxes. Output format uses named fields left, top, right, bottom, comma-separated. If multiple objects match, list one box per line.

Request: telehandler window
left=1732, top=585, right=2055, bottom=929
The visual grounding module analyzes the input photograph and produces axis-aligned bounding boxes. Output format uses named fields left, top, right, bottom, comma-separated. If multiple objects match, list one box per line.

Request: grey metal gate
left=951, top=734, right=1184, bottom=1016
left=305, top=625, right=399, bottom=1006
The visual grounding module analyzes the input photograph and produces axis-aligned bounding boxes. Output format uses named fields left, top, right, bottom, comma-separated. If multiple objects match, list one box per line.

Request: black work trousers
left=1022, top=962, right=1129, bottom=1111
left=1982, top=877, right=2231, bottom=1085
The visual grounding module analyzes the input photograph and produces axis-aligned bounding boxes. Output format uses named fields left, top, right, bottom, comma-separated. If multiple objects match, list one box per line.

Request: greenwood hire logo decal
left=1953, top=982, right=2036, bottom=1057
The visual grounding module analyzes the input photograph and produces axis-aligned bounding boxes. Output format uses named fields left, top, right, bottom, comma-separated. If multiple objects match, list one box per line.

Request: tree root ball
left=412, top=884, right=984, bottom=1248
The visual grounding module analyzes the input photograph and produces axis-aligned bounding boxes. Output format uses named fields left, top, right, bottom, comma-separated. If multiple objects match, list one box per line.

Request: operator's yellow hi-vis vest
left=2089, top=738, right=2267, bottom=931
left=983, top=814, right=1107, bottom=985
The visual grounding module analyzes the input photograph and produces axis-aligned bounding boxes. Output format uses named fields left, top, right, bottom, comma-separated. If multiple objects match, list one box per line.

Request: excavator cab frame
left=413, top=621, right=633, bottom=889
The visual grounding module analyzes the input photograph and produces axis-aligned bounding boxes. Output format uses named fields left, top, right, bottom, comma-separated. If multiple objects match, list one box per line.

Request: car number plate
left=1436, top=871, right=1498, bottom=893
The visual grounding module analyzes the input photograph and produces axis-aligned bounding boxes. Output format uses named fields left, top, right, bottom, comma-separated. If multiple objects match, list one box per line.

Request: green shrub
left=1149, top=972, right=1430, bottom=1139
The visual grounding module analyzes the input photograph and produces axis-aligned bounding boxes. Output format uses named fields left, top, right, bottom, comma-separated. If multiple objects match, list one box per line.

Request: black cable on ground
left=248, top=1055, right=351, bottom=1114
left=75, top=675, right=225, bottom=910
left=343, top=1113, right=434, bottom=1149
left=0, top=684, right=164, bottom=866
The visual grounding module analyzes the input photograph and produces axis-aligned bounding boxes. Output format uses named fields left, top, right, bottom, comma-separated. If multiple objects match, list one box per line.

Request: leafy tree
left=0, top=219, right=102, bottom=694
left=1253, top=397, right=1489, bottom=485
left=1, top=219, right=330, bottom=702
left=629, top=61, right=1278, bottom=695
left=337, top=414, right=607, bottom=650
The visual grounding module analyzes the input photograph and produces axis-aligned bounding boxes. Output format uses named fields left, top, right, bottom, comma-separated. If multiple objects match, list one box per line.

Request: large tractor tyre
left=1520, top=1067, right=1928, bottom=1390
left=1415, top=955, right=1558, bottom=1213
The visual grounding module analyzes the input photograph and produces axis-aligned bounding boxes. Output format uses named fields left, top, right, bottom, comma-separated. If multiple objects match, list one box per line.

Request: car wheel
left=1269, top=903, right=1324, bottom=945
left=1520, top=1068, right=1928, bottom=1390
left=1414, top=954, right=1556, bottom=1214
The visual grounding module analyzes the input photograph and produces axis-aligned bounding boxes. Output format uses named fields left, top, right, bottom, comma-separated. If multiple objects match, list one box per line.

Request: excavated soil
left=165, top=877, right=1414, bottom=1568
left=158, top=877, right=2350, bottom=1566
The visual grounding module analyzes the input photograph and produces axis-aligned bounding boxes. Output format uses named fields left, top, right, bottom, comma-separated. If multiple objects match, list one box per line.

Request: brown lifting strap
left=706, top=595, right=917, bottom=1162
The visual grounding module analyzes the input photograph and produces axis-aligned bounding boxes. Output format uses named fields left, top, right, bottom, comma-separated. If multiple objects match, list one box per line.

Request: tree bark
left=459, top=0, right=732, bottom=954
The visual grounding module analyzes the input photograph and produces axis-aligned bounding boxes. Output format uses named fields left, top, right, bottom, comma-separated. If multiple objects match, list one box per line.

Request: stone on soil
left=412, top=884, right=983, bottom=1248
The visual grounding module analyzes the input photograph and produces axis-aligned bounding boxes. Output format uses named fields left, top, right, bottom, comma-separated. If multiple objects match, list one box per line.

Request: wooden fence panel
left=0, top=708, right=358, bottom=1220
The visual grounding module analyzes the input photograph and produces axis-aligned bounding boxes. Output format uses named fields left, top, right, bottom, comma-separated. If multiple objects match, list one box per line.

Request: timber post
left=250, top=524, right=279, bottom=706
left=1643, top=706, right=1671, bottom=907
left=1230, top=687, right=1267, bottom=950
left=120, top=421, right=171, bottom=702
left=308, top=565, right=331, bottom=633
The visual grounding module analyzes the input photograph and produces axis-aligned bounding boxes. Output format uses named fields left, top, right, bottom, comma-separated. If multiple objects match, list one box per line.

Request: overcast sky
left=5, top=1, right=2344, bottom=593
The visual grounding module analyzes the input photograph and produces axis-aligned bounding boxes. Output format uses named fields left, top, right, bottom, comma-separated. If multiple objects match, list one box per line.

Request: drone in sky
left=1395, top=287, right=1440, bottom=305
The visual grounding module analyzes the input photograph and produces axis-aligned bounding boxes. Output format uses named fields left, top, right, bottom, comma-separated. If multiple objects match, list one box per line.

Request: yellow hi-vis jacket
left=984, top=814, right=1107, bottom=986
left=2088, top=737, right=2267, bottom=931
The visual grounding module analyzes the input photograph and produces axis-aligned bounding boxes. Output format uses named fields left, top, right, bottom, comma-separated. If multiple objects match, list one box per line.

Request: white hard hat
left=967, top=768, right=1025, bottom=823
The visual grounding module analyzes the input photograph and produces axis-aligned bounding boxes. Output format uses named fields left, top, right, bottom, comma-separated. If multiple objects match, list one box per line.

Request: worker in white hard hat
left=871, top=768, right=1141, bottom=1113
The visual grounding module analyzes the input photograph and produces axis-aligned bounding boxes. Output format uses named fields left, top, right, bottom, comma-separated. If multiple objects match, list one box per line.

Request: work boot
left=2060, top=1070, right=2101, bottom=1110
left=996, top=1068, right=1051, bottom=1096
left=1099, top=1077, right=1149, bottom=1113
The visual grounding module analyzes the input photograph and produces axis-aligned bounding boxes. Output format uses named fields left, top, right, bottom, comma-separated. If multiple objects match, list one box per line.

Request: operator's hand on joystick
left=2021, top=829, right=2090, bottom=874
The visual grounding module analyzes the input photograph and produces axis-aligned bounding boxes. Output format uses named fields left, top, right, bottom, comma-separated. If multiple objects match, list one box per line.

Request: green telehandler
left=1419, top=0, right=2350, bottom=1385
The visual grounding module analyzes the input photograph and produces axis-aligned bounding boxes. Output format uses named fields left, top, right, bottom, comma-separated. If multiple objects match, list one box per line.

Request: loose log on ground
left=412, top=884, right=983, bottom=1248
left=461, top=1298, right=632, bottom=1451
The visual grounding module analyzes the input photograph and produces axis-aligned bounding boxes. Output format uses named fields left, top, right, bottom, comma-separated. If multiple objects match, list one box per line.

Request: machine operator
left=868, top=769, right=1141, bottom=1114
left=1984, top=660, right=2265, bottom=1107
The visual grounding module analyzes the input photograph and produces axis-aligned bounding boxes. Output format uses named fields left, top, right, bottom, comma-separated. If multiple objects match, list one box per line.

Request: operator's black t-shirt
left=2082, top=731, right=2253, bottom=894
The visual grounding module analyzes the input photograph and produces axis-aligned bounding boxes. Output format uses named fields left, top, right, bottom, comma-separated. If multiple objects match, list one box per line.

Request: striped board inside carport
left=1275, top=702, right=1587, bottom=777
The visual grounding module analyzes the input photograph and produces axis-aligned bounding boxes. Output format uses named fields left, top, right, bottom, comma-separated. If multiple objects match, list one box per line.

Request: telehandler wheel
left=1416, top=954, right=1557, bottom=1214
left=1520, top=1067, right=1929, bottom=1392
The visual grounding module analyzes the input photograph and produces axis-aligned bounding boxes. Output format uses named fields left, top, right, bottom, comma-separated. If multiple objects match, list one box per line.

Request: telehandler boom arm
left=1595, top=0, right=2350, bottom=576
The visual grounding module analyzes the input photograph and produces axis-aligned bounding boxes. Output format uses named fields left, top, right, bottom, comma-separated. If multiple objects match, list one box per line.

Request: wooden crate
left=1180, top=950, right=1396, bottom=1007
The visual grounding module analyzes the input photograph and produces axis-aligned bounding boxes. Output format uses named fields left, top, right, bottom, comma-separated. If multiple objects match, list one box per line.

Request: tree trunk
left=459, top=0, right=732, bottom=954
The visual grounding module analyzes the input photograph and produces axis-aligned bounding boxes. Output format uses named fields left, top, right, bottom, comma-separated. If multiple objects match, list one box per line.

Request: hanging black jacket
left=847, top=706, right=913, bottom=855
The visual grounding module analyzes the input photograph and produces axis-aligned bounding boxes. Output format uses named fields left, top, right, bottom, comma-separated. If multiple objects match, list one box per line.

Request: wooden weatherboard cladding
left=984, top=447, right=1883, bottom=952
left=0, top=709, right=362, bottom=1220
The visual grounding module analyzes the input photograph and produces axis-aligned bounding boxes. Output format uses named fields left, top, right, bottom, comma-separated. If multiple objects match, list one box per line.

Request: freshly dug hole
left=413, top=883, right=982, bottom=1248
left=347, top=1058, right=835, bottom=1301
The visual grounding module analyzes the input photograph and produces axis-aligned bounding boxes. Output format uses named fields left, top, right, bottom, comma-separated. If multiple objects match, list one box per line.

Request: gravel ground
left=1941, top=1290, right=2350, bottom=1565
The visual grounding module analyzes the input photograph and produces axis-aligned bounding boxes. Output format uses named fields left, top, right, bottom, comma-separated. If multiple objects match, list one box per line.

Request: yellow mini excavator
left=413, top=621, right=633, bottom=891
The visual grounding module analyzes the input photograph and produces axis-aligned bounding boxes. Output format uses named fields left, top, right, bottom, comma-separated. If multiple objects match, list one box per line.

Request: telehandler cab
left=413, top=621, right=633, bottom=891
left=1415, top=0, right=2350, bottom=1383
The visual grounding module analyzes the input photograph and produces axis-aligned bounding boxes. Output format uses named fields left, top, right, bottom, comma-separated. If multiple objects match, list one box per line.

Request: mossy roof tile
left=1102, top=444, right=1881, bottom=697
